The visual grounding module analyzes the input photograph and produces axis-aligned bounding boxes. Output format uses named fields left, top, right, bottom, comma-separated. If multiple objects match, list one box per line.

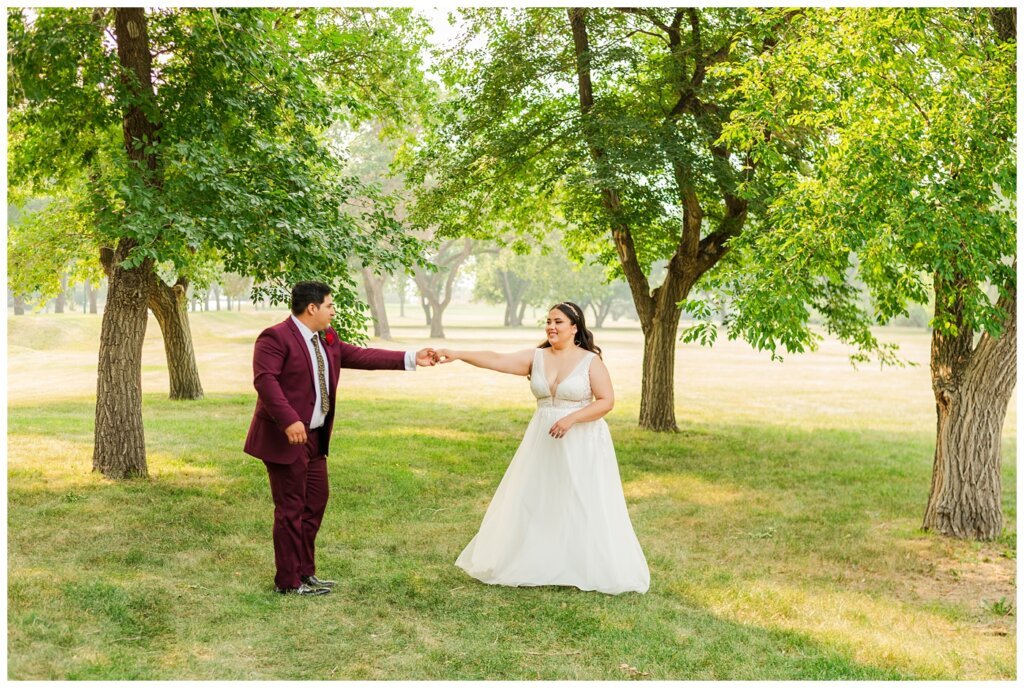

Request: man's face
left=308, top=294, right=336, bottom=332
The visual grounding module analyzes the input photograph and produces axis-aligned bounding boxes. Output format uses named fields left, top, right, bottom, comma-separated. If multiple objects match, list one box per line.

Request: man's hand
left=416, top=347, right=438, bottom=367
left=284, top=421, right=307, bottom=445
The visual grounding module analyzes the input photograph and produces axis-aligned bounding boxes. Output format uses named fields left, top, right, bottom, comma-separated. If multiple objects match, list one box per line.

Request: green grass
left=6, top=309, right=1017, bottom=679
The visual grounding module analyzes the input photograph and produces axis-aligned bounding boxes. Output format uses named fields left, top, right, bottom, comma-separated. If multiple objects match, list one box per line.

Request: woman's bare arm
left=435, top=348, right=535, bottom=376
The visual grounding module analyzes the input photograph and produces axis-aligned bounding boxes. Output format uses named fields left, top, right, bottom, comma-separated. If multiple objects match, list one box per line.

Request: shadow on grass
left=7, top=394, right=1016, bottom=679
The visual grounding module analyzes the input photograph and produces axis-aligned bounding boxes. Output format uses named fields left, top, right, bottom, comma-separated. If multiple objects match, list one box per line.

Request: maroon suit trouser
left=264, top=429, right=329, bottom=589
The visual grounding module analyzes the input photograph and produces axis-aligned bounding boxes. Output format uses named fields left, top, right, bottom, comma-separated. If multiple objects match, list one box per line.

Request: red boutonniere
left=322, top=329, right=337, bottom=346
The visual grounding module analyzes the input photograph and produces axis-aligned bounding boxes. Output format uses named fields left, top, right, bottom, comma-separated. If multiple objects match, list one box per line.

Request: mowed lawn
left=6, top=306, right=1017, bottom=679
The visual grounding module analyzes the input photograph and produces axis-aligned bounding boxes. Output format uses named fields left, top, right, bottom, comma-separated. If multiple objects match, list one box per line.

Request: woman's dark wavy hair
left=538, top=301, right=602, bottom=357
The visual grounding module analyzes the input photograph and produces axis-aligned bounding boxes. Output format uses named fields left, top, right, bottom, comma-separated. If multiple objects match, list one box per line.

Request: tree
left=84, top=280, right=100, bottom=314
left=8, top=195, right=105, bottom=315
left=394, top=270, right=410, bottom=318
left=711, top=8, right=1016, bottom=540
left=473, top=251, right=533, bottom=326
left=221, top=272, right=252, bottom=312
left=53, top=273, right=69, bottom=313
left=8, top=7, right=429, bottom=477
left=473, top=236, right=634, bottom=328
left=411, top=8, right=803, bottom=430
left=359, top=266, right=391, bottom=339
left=8, top=188, right=204, bottom=395
left=576, top=278, right=635, bottom=328
left=345, top=122, right=413, bottom=341
left=472, top=243, right=547, bottom=327
left=413, top=238, right=476, bottom=338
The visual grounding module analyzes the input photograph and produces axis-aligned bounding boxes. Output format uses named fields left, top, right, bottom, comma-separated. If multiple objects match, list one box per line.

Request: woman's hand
left=434, top=348, right=459, bottom=364
left=549, top=416, right=576, bottom=439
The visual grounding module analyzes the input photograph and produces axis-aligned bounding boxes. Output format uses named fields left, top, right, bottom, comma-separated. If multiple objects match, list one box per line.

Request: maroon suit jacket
left=243, top=318, right=406, bottom=464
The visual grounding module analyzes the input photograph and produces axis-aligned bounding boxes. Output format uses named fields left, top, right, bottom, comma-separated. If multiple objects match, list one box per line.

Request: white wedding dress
left=456, top=348, right=650, bottom=595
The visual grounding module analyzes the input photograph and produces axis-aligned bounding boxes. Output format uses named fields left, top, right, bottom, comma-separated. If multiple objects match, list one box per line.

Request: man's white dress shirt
left=290, top=315, right=415, bottom=429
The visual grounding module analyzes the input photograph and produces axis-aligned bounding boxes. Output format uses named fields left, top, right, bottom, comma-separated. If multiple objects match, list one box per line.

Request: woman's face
left=545, top=308, right=577, bottom=347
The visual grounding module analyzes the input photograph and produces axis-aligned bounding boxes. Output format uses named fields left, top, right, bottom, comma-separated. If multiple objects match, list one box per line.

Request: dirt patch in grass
left=897, top=537, right=1015, bottom=634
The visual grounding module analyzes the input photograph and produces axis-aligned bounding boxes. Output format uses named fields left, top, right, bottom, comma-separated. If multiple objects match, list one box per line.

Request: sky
left=420, top=6, right=472, bottom=77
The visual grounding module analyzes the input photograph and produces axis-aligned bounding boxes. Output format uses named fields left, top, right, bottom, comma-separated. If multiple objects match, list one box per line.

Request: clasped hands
left=414, top=348, right=458, bottom=366
left=421, top=348, right=454, bottom=365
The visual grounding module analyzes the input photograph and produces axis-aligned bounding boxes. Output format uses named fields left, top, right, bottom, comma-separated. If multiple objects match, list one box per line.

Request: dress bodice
left=530, top=348, right=596, bottom=409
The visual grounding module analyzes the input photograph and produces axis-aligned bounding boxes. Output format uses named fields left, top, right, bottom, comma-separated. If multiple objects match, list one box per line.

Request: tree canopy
left=700, top=8, right=1015, bottom=361
left=8, top=7, right=432, bottom=337
left=408, top=7, right=807, bottom=430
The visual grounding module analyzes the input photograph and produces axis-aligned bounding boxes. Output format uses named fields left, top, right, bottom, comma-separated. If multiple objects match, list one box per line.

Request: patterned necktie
left=312, top=335, right=329, bottom=414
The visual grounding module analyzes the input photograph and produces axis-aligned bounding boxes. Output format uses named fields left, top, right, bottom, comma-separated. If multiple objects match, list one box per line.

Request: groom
left=244, top=281, right=436, bottom=596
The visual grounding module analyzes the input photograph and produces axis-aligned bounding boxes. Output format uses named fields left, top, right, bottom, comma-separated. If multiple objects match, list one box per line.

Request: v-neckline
left=541, top=349, right=590, bottom=399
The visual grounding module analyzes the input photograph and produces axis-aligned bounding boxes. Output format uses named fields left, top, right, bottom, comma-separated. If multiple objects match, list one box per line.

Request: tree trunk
left=361, top=267, right=392, bottom=340
left=148, top=275, right=204, bottom=400
left=420, top=295, right=432, bottom=326
left=414, top=238, right=474, bottom=340
left=226, top=293, right=232, bottom=311
left=92, top=7, right=160, bottom=479
left=429, top=309, right=445, bottom=338
left=422, top=295, right=446, bottom=338
left=88, top=282, right=98, bottom=313
left=397, top=272, right=407, bottom=317
left=13, top=295, right=25, bottom=315
left=212, top=284, right=221, bottom=311
left=499, top=270, right=528, bottom=327
left=638, top=312, right=681, bottom=431
left=592, top=299, right=612, bottom=328
left=567, top=8, right=748, bottom=432
left=94, top=241, right=152, bottom=478
left=54, top=273, right=68, bottom=313
left=505, top=302, right=525, bottom=327
left=923, top=282, right=1016, bottom=540
left=500, top=271, right=514, bottom=326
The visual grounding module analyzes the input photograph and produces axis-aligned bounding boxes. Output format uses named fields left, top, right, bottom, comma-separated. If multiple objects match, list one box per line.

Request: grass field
left=6, top=304, right=1017, bottom=679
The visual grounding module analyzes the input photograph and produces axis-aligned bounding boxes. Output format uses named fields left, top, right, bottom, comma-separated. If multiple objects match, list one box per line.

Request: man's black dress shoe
left=301, top=575, right=336, bottom=588
left=275, top=583, right=329, bottom=596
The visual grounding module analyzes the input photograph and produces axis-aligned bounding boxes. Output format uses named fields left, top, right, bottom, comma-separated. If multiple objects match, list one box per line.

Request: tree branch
left=614, top=7, right=672, bottom=34
left=972, top=264, right=1016, bottom=363
left=440, top=238, right=474, bottom=309
left=688, top=8, right=706, bottom=88
left=568, top=7, right=654, bottom=325
left=623, top=27, right=670, bottom=46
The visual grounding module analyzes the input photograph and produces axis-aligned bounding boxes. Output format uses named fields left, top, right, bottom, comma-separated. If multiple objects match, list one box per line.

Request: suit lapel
left=284, top=318, right=315, bottom=383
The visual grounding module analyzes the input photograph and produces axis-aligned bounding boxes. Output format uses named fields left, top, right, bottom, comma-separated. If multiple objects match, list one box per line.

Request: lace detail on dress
left=531, top=349, right=595, bottom=409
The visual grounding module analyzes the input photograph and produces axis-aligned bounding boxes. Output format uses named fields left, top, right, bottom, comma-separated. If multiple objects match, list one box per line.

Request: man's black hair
left=291, top=281, right=332, bottom=315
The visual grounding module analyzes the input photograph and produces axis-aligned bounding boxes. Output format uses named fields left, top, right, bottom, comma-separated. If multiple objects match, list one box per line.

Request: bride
left=435, top=302, right=649, bottom=595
